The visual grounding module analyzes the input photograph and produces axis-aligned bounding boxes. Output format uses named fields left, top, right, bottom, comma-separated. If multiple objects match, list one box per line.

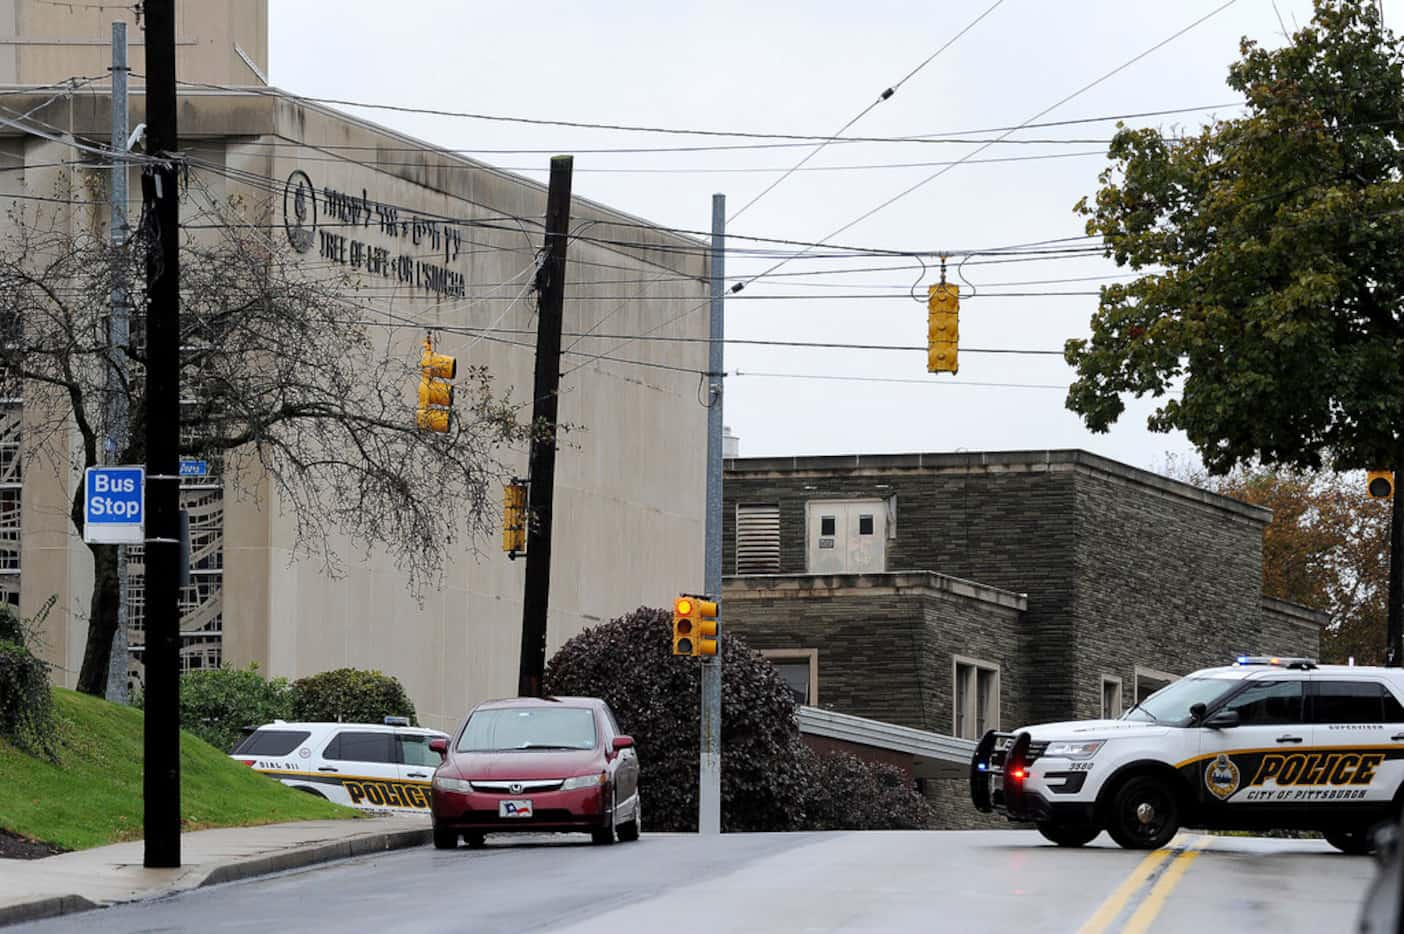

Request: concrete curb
left=0, top=827, right=430, bottom=929
left=0, top=895, right=101, bottom=927
left=200, top=827, right=431, bottom=887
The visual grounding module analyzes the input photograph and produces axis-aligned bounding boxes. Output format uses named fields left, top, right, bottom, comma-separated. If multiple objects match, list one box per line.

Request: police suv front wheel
left=1325, top=828, right=1373, bottom=855
left=1036, top=822, right=1100, bottom=847
left=1106, top=775, right=1180, bottom=850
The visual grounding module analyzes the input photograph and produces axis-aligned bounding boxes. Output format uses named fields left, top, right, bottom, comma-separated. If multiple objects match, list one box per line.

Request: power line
left=186, top=147, right=1108, bottom=176
left=733, top=0, right=1245, bottom=292
left=731, top=370, right=1070, bottom=390
left=179, top=151, right=1119, bottom=262
left=151, top=76, right=1237, bottom=149
left=728, top=0, right=1007, bottom=222
left=414, top=327, right=1070, bottom=356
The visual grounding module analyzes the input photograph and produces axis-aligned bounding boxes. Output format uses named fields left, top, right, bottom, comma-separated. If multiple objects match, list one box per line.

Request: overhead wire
left=152, top=75, right=1232, bottom=148
left=732, top=370, right=1070, bottom=390
left=731, top=0, right=1245, bottom=292
left=728, top=0, right=1007, bottom=222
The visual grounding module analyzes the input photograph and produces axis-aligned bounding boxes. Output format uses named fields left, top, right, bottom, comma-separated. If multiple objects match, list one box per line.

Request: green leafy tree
left=1067, top=1, right=1404, bottom=475
left=172, top=664, right=294, bottom=752
left=0, top=603, right=56, bottom=759
left=290, top=668, right=417, bottom=726
left=543, top=606, right=931, bottom=832
left=1166, top=458, right=1387, bottom=662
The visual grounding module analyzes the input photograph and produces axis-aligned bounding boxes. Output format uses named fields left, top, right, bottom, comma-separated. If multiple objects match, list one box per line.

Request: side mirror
left=1203, top=709, right=1240, bottom=730
left=612, top=736, right=634, bottom=751
left=429, top=737, right=448, bottom=760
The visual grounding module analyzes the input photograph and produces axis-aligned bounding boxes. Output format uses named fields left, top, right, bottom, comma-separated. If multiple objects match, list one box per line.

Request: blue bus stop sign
left=83, top=466, right=145, bottom=544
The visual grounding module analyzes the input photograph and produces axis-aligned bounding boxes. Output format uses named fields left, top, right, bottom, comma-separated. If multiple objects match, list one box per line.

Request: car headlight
left=433, top=775, right=474, bottom=793
left=1043, top=740, right=1104, bottom=759
left=560, top=772, right=607, bottom=791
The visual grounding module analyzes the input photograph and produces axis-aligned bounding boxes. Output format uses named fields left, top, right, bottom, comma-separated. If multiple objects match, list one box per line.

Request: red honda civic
left=429, top=696, right=641, bottom=849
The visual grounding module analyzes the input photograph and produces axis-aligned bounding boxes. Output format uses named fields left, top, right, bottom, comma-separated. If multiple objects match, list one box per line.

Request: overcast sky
left=268, top=0, right=1361, bottom=473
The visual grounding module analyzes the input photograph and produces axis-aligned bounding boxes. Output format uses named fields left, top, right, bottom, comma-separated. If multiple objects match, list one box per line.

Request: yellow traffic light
left=927, top=282, right=959, bottom=374
left=695, top=599, right=719, bottom=657
left=673, top=597, right=696, bottom=656
left=673, top=595, right=719, bottom=657
left=503, top=483, right=527, bottom=554
left=416, top=338, right=456, bottom=432
left=1368, top=470, right=1395, bottom=500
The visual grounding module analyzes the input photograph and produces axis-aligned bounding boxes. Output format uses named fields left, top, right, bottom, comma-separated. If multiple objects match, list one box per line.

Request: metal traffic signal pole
left=141, top=0, right=182, bottom=868
left=517, top=156, right=573, bottom=698
left=699, top=194, right=725, bottom=834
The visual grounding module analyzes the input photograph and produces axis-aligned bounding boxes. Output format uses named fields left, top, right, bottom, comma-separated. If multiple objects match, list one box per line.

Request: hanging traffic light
left=503, top=482, right=527, bottom=556
left=672, top=595, right=719, bottom=657
left=1368, top=470, right=1395, bottom=500
left=927, top=282, right=959, bottom=374
left=416, top=337, right=456, bottom=432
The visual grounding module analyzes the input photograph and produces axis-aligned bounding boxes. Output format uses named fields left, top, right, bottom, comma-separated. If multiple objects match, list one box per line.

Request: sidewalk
left=0, top=817, right=430, bottom=927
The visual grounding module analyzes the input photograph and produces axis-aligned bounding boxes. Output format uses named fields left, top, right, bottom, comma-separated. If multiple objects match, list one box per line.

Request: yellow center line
left=1122, top=835, right=1211, bottom=933
left=1077, top=844, right=1176, bottom=934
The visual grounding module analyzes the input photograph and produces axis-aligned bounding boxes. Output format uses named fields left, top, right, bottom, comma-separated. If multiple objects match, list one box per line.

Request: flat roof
left=725, top=448, right=1272, bottom=524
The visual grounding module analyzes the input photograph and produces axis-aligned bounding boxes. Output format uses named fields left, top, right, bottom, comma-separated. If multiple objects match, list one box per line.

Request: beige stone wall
left=7, top=90, right=708, bottom=732
left=0, top=0, right=266, bottom=88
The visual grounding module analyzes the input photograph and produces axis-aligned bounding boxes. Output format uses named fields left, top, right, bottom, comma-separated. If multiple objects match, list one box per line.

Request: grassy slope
left=0, top=688, right=354, bottom=851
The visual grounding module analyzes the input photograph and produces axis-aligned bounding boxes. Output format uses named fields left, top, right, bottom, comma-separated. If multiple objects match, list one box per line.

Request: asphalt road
left=12, top=830, right=1381, bottom=933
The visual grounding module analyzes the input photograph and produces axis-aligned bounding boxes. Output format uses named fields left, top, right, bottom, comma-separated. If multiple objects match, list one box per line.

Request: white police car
left=231, top=718, right=450, bottom=814
left=970, top=657, right=1404, bottom=852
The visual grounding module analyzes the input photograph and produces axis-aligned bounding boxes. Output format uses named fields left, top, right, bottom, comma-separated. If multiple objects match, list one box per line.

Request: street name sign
left=83, top=466, right=145, bottom=544
left=178, top=459, right=209, bottom=478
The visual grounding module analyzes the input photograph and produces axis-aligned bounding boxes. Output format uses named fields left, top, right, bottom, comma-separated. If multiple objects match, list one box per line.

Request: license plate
left=499, top=799, right=534, bottom=819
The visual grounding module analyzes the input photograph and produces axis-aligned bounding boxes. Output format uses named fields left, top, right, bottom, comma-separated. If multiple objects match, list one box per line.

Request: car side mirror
left=612, top=736, right=634, bottom=752
left=429, top=737, right=448, bottom=760
left=1203, top=709, right=1240, bottom=729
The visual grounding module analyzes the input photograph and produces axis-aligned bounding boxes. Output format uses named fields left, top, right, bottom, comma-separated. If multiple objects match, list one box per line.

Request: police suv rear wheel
left=1325, top=828, right=1373, bottom=855
left=1036, top=822, right=1100, bottom=847
left=1106, top=775, right=1180, bottom=850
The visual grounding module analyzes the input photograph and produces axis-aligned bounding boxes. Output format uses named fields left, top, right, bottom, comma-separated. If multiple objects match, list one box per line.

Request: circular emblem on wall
left=283, top=169, right=317, bottom=253
left=1204, top=753, right=1241, bottom=801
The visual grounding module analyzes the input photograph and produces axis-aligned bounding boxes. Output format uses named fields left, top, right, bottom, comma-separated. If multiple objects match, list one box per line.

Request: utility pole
left=699, top=193, right=725, bottom=834
left=104, top=20, right=131, bottom=704
left=141, top=0, right=182, bottom=868
left=516, top=156, right=573, bottom=697
left=1388, top=468, right=1402, bottom=667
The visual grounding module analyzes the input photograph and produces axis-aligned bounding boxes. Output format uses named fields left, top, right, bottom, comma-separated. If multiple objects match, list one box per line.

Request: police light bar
left=384, top=716, right=410, bottom=726
left=1233, top=655, right=1317, bottom=670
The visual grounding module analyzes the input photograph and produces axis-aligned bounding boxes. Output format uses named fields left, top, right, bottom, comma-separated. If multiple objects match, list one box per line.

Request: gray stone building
left=721, top=450, right=1325, bottom=826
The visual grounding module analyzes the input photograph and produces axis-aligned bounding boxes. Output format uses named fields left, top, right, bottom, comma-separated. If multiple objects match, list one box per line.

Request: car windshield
left=1122, top=677, right=1238, bottom=725
left=457, top=707, right=596, bottom=752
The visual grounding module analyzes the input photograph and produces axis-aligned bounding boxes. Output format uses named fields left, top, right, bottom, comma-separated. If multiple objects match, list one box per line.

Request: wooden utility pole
left=141, top=0, right=182, bottom=867
left=517, top=156, right=573, bottom=697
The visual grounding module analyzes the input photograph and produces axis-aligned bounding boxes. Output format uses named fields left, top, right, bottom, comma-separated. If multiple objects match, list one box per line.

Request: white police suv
left=231, top=718, right=450, bottom=814
left=970, top=657, right=1404, bottom=852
